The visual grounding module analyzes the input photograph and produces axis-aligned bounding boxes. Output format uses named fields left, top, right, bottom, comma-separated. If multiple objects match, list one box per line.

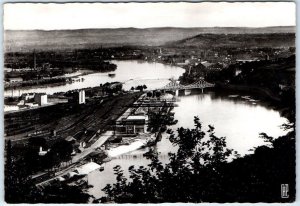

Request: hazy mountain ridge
left=4, top=26, right=295, bottom=52
left=168, top=33, right=295, bottom=48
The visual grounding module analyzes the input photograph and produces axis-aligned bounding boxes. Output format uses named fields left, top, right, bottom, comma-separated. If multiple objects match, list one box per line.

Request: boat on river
left=108, top=73, right=116, bottom=77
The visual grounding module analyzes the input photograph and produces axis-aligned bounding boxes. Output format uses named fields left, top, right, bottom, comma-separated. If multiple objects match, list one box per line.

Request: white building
left=235, top=68, right=242, bottom=76
left=38, top=147, right=49, bottom=156
left=8, top=77, right=23, bottom=83
left=79, top=90, right=85, bottom=104
left=34, top=93, right=48, bottom=106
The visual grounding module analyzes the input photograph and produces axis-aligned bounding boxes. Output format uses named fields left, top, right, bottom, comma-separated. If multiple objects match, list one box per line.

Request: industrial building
left=68, top=90, right=86, bottom=104
left=34, top=93, right=48, bottom=106
left=79, top=90, right=85, bottom=104
left=8, top=77, right=23, bottom=83
left=115, top=107, right=149, bottom=135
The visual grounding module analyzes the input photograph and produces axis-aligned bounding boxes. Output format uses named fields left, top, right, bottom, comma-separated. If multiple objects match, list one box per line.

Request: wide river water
left=73, top=61, right=288, bottom=199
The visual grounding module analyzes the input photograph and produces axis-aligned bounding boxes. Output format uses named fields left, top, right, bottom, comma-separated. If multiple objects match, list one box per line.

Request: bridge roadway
left=160, top=78, right=215, bottom=91
left=121, top=77, right=215, bottom=91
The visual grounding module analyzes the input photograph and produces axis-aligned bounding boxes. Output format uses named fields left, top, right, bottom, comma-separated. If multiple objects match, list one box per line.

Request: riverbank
left=4, top=69, right=101, bottom=90
left=214, top=82, right=281, bottom=102
left=213, top=82, right=295, bottom=124
left=5, top=77, right=71, bottom=90
left=5, top=59, right=185, bottom=97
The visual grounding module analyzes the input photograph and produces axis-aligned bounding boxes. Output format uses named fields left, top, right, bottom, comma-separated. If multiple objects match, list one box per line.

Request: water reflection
left=172, top=91, right=288, bottom=155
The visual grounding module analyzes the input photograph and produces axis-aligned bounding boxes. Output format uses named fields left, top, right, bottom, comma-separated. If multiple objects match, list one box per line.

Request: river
left=87, top=90, right=288, bottom=199
left=4, top=60, right=185, bottom=96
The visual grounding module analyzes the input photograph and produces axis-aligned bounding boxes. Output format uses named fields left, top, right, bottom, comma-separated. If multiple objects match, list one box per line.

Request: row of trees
left=146, top=90, right=161, bottom=98
left=206, top=55, right=295, bottom=93
left=101, top=82, right=123, bottom=94
left=147, top=108, right=177, bottom=134
left=131, top=84, right=147, bottom=92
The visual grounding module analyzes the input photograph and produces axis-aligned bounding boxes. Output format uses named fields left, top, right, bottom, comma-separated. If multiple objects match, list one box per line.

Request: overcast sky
left=4, top=2, right=296, bottom=30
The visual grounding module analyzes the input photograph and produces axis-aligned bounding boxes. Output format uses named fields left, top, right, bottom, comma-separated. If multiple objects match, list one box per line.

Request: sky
left=3, top=2, right=296, bottom=30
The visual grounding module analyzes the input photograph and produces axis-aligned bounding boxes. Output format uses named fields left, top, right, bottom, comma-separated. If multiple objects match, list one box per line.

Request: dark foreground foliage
left=101, top=117, right=295, bottom=203
left=5, top=159, right=90, bottom=203
left=5, top=139, right=90, bottom=203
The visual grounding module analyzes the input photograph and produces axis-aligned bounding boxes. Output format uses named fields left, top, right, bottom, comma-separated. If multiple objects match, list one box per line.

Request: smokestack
left=34, top=50, right=36, bottom=70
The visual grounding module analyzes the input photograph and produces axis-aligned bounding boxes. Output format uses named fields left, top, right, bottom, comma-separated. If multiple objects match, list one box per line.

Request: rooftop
left=74, top=162, right=101, bottom=175
left=127, top=115, right=147, bottom=120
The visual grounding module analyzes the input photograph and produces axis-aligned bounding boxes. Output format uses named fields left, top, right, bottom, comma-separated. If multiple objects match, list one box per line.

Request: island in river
left=4, top=53, right=117, bottom=89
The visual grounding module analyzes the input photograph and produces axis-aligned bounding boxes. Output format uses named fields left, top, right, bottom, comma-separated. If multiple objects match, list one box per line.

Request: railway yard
left=5, top=92, right=142, bottom=142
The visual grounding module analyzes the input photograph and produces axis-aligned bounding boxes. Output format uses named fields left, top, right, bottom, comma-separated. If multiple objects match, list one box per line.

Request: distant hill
left=4, top=26, right=295, bottom=52
left=168, top=33, right=295, bottom=48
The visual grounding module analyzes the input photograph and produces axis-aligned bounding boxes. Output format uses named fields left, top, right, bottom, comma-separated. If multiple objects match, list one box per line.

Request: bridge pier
left=184, top=89, right=191, bottom=95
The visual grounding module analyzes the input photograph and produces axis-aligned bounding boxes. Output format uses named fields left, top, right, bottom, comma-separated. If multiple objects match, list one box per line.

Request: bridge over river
left=159, top=77, right=215, bottom=95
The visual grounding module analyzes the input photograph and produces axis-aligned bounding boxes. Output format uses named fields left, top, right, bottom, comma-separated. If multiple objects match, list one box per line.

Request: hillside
left=168, top=33, right=295, bottom=48
left=4, top=26, right=295, bottom=52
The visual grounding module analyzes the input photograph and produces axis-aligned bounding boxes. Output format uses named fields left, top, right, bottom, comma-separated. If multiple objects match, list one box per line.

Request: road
left=36, top=130, right=114, bottom=188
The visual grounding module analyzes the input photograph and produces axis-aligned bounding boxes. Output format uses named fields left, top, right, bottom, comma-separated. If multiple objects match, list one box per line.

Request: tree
left=5, top=140, right=90, bottom=203
left=146, top=92, right=152, bottom=98
left=135, top=85, right=144, bottom=92
left=5, top=159, right=39, bottom=203
left=49, top=140, right=73, bottom=163
left=43, top=139, right=73, bottom=170
left=5, top=140, right=41, bottom=203
left=147, top=109, right=177, bottom=133
left=28, top=137, right=46, bottom=148
left=155, top=91, right=161, bottom=98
